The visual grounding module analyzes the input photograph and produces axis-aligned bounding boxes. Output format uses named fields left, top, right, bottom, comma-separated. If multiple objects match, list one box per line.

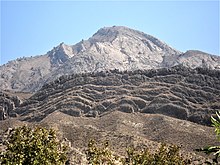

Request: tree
left=0, top=126, right=67, bottom=165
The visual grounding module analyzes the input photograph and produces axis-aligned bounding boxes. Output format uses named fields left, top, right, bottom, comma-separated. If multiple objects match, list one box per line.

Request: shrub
left=211, top=111, right=220, bottom=141
left=0, top=126, right=67, bottom=165
left=124, top=144, right=189, bottom=165
left=86, top=140, right=190, bottom=165
left=196, top=110, right=220, bottom=164
left=86, top=139, right=122, bottom=165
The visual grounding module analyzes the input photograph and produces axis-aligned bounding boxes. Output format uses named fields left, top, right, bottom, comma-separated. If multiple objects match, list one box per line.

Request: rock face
left=0, top=92, right=21, bottom=120
left=0, top=26, right=219, bottom=92
left=2, top=66, right=219, bottom=126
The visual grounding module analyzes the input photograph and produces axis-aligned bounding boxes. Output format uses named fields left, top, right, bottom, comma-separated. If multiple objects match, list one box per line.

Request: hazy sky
left=1, top=0, right=219, bottom=65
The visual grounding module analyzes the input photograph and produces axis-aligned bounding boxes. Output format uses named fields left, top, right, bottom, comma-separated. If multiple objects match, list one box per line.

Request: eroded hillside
left=1, top=66, right=219, bottom=126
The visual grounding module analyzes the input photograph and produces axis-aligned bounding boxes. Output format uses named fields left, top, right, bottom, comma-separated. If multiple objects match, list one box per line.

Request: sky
left=0, top=0, right=219, bottom=65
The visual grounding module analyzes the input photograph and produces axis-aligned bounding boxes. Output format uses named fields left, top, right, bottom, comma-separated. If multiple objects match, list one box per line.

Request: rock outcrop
left=0, top=92, right=21, bottom=120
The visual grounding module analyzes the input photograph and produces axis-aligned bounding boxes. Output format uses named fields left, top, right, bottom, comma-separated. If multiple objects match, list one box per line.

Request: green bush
left=125, top=144, right=189, bottom=165
left=211, top=110, right=220, bottom=141
left=0, top=126, right=67, bottom=165
left=86, top=139, right=122, bottom=165
left=196, top=110, right=220, bottom=164
left=86, top=140, right=190, bottom=165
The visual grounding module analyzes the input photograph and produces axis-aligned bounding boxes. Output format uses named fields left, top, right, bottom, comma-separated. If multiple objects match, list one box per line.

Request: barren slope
left=0, top=111, right=218, bottom=164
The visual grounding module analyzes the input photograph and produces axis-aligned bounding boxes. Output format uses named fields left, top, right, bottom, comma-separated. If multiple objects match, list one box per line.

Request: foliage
left=0, top=126, right=68, bottom=165
left=86, top=139, right=122, bottom=165
left=196, top=110, right=220, bottom=164
left=86, top=140, right=190, bottom=165
left=211, top=111, right=220, bottom=141
left=124, top=144, right=189, bottom=165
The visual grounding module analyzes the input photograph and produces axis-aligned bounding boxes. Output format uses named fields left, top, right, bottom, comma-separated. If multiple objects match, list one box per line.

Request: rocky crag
left=1, top=26, right=219, bottom=92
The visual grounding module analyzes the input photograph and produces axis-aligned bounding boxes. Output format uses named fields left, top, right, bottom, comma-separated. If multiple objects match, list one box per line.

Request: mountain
left=0, top=26, right=219, bottom=92
left=1, top=26, right=220, bottom=163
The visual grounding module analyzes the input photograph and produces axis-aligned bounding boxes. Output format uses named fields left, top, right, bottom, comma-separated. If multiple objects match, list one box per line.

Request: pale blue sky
left=1, top=0, right=219, bottom=65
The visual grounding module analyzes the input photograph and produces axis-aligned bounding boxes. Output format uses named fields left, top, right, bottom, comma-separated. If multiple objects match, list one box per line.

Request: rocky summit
left=0, top=26, right=219, bottom=92
left=0, top=26, right=220, bottom=164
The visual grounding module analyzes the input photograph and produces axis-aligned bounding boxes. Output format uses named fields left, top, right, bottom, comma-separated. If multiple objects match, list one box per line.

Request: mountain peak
left=90, top=26, right=123, bottom=42
left=89, top=26, right=180, bottom=55
left=93, top=26, right=135, bottom=35
left=91, top=26, right=144, bottom=41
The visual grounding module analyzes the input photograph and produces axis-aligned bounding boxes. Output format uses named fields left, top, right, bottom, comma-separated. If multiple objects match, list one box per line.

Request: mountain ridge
left=0, top=26, right=219, bottom=92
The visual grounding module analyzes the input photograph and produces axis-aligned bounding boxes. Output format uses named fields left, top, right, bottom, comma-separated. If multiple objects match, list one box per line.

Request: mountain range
left=1, top=26, right=219, bottom=92
left=0, top=26, right=220, bottom=164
